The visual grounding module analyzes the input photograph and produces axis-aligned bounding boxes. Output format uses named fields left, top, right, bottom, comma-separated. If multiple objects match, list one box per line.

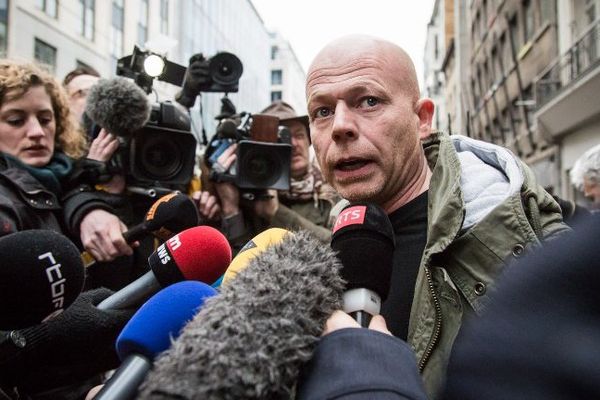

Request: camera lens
left=209, top=53, right=243, bottom=85
left=137, top=133, right=183, bottom=180
left=238, top=146, right=281, bottom=188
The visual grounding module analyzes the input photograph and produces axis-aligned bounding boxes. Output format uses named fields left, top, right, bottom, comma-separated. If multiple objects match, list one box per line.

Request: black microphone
left=138, top=231, right=345, bottom=399
left=97, top=226, right=231, bottom=311
left=0, top=230, right=85, bottom=330
left=331, top=203, right=395, bottom=327
left=85, top=77, right=151, bottom=137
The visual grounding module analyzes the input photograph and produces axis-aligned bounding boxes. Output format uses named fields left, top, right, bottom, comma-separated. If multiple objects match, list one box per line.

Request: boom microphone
left=85, top=77, right=151, bottom=136
left=331, top=203, right=395, bottom=327
left=94, top=281, right=217, bottom=400
left=98, top=226, right=231, bottom=310
left=221, top=227, right=291, bottom=285
left=0, top=230, right=85, bottom=330
left=138, top=231, right=345, bottom=399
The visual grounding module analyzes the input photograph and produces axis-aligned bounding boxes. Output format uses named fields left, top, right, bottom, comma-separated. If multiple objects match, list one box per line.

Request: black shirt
left=381, top=191, right=428, bottom=340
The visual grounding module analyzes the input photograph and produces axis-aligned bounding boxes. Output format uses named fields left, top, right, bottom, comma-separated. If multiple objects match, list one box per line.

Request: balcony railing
left=535, top=18, right=600, bottom=108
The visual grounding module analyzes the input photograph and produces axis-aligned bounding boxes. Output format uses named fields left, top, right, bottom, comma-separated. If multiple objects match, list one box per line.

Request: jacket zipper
left=419, top=266, right=442, bottom=372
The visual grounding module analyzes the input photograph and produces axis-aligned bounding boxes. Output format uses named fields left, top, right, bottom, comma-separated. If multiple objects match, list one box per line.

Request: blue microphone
left=94, top=281, right=217, bottom=400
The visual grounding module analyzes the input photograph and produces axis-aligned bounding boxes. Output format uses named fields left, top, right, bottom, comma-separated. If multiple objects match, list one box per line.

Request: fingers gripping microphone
left=82, top=193, right=200, bottom=268
left=98, top=226, right=231, bottom=310
left=94, top=281, right=217, bottom=400
left=138, top=231, right=346, bottom=400
left=85, top=77, right=151, bottom=137
left=221, top=227, right=291, bottom=285
left=0, top=230, right=85, bottom=330
left=331, top=203, right=395, bottom=327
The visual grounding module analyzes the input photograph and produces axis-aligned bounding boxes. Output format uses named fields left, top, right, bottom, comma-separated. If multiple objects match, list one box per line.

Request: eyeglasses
left=69, top=87, right=91, bottom=100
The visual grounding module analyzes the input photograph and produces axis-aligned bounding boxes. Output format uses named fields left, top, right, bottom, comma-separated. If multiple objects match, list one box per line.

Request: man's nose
left=331, top=102, right=358, bottom=142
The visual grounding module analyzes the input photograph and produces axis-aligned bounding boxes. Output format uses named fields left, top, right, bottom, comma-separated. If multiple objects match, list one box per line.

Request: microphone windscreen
left=222, top=227, right=291, bottom=285
left=0, top=230, right=85, bottom=330
left=148, top=226, right=232, bottom=287
left=85, top=77, right=151, bottom=136
left=138, top=231, right=345, bottom=400
left=116, top=281, right=217, bottom=361
left=143, top=193, right=200, bottom=240
left=331, top=203, right=395, bottom=302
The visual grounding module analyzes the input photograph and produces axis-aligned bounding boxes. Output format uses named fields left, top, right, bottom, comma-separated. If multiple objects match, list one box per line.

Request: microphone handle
left=94, top=354, right=152, bottom=400
left=349, top=311, right=372, bottom=328
left=97, top=271, right=161, bottom=310
left=81, top=223, right=148, bottom=268
left=342, top=288, right=381, bottom=328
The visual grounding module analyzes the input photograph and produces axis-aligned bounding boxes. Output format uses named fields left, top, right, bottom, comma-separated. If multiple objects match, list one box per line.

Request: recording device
left=331, top=203, right=395, bottom=327
left=81, top=192, right=200, bottom=267
left=205, top=111, right=293, bottom=195
left=98, top=226, right=231, bottom=310
left=94, top=281, right=217, bottom=400
left=0, top=230, right=85, bottom=330
left=138, top=231, right=345, bottom=399
left=85, top=76, right=196, bottom=193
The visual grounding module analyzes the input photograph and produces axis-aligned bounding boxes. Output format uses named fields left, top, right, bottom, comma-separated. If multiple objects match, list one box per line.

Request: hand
left=79, top=209, right=133, bottom=262
left=323, top=310, right=392, bottom=336
left=87, top=129, right=120, bottom=162
left=213, top=143, right=240, bottom=217
left=98, top=174, right=126, bottom=194
left=192, top=190, right=222, bottom=222
left=253, top=189, right=279, bottom=220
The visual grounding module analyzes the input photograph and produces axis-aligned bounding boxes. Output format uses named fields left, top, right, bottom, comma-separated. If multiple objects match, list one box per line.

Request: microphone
left=84, top=77, right=151, bottom=137
left=138, top=231, right=345, bottom=399
left=98, top=226, right=231, bottom=310
left=331, top=203, right=395, bottom=327
left=221, top=227, right=291, bottom=285
left=0, top=230, right=85, bottom=330
left=81, top=193, right=200, bottom=267
left=94, top=281, right=217, bottom=400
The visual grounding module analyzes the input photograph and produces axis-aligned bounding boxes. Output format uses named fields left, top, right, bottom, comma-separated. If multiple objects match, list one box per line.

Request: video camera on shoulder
left=204, top=111, right=292, bottom=195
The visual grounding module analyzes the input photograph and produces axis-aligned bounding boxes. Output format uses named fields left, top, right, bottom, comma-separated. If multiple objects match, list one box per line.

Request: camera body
left=205, top=114, right=292, bottom=192
left=110, top=102, right=197, bottom=191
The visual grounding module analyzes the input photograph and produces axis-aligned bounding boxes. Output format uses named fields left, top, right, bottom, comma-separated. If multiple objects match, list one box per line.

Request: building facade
left=268, top=30, right=306, bottom=114
left=424, top=0, right=449, bottom=132
left=427, top=0, right=600, bottom=203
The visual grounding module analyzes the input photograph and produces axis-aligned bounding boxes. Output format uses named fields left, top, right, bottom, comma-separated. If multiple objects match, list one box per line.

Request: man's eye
left=315, top=107, right=332, bottom=118
left=361, top=97, right=379, bottom=107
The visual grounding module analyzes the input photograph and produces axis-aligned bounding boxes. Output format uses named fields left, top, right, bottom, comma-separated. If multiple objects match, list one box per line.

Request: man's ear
left=415, top=98, right=435, bottom=140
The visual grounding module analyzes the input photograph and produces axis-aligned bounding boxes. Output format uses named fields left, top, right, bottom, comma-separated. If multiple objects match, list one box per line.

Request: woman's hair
left=0, top=60, right=87, bottom=158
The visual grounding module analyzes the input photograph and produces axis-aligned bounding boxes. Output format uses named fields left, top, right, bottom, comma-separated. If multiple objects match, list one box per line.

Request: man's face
left=286, top=120, right=310, bottom=179
left=583, top=176, right=600, bottom=208
left=65, top=74, right=99, bottom=122
left=306, top=47, right=430, bottom=207
left=0, top=86, right=56, bottom=167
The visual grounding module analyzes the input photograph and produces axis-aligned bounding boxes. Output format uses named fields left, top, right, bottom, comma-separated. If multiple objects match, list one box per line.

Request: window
left=138, top=0, right=149, bottom=45
left=78, top=0, right=94, bottom=40
left=110, top=0, right=124, bottom=74
left=0, top=0, right=7, bottom=55
left=540, top=0, right=556, bottom=24
left=160, top=0, right=169, bottom=34
left=271, top=91, right=282, bottom=102
left=271, top=45, right=279, bottom=60
left=523, top=0, right=535, bottom=43
left=434, top=34, right=439, bottom=60
left=509, top=14, right=520, bottom=55
left=37, top=0, right=57, bottom=18
left=34, top=38, right=57, bottom=73
left=271, top=69, right=282, bottom=85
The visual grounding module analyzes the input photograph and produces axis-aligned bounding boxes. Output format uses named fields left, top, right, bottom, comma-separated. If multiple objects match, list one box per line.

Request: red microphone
left=98, top=226, right=231, bottom=310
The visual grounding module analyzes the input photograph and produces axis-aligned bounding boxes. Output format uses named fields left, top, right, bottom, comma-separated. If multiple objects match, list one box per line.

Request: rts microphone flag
left=331, top=203, right=395, bottom=327
left=94, top=281, right=217, bottom=400
left=98, top=226, right=231, bottom=310
left=138, top=231, right=345, bottom=400
left=0, top=230, right=85, bottom=330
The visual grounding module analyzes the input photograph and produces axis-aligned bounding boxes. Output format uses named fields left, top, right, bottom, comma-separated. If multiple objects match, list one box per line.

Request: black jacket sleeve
left=297, top=328, right=428, bottom=400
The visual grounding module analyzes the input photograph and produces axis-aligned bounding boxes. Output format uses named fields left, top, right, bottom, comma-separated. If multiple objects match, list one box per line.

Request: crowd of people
left=0, top=32, right=598, bottom=400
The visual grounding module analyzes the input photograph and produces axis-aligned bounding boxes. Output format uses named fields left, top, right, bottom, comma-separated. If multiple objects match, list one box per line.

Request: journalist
left=206, top=101, right=340, bottom=252
left=301, top=34, right=568, bottom=398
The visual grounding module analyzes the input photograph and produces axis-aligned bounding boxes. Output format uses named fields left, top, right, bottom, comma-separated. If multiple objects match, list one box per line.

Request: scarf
left=279, top=158, right=339, bottom=208
left=2, top=152, right=73, bottom=196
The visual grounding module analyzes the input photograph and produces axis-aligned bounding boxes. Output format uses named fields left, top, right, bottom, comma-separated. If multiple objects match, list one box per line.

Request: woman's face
left=0, top=86, right=56, bottom=167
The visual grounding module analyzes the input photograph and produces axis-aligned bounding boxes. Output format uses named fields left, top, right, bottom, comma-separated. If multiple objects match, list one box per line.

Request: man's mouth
left=335, top=159, right=371, bottom=171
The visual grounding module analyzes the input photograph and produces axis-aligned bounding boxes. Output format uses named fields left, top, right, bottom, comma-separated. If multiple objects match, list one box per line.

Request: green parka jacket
left=408, top=132, right=569, bottom=398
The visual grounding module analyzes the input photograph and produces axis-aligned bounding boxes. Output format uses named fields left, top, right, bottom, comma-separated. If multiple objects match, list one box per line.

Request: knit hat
left=260, top=101, right=310, bottom=142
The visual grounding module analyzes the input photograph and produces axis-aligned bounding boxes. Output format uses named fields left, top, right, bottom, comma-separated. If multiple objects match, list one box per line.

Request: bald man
left=298, top=35, right=569, bottom=399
